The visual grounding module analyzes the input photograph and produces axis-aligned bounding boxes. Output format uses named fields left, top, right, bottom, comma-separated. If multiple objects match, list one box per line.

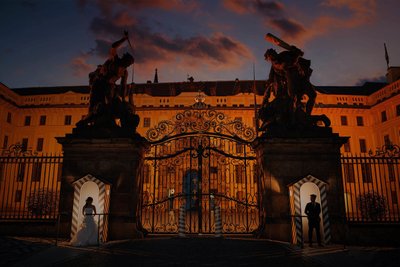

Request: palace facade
left=0, top=67, right=400, bottom=241
left=1, top=68, right=400, bottom=155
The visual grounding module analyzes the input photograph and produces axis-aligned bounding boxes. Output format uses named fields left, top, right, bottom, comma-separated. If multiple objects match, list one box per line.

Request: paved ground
left=1, top=236, right=399, bottom=267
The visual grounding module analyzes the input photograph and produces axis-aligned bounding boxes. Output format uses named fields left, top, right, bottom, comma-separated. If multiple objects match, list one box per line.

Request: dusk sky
left=1, top=0, right=399, bottom=88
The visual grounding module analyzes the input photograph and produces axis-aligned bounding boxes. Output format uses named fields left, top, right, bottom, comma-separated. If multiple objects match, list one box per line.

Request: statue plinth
left=57, top=129, right=149, bottom=240
left=252, top=132, right=348, bottom=244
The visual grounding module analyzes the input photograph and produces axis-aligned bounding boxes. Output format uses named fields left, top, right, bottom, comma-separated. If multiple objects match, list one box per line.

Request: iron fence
left=341, top=153, right=400, bottom=223
left=0, top=145, right=62, bottom=220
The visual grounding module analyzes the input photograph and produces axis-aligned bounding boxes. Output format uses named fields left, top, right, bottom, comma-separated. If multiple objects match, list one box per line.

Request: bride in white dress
left=71, top=197, right=98, bottom=246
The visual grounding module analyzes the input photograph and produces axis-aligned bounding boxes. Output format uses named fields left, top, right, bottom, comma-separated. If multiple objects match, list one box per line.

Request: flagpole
left=253, top=63, right=259, bottom=136
left=384, top=43, right=390, bottom=69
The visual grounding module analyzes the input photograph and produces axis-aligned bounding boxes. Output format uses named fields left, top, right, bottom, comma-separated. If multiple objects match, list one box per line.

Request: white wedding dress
left=70, top=207, right=98, bottom=246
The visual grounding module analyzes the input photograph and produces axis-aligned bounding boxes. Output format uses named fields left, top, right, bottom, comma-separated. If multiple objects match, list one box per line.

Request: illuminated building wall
left=1, top=78, right=399, bottom=155
left=0, top=72, right=399, bottom=221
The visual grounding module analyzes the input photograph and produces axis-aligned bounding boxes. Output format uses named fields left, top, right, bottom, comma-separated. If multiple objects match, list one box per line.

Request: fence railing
left=341, top=153, right=400, bottom=223
left=1, top=147, right=399, bottom=226
left=0, top=153, right=63, bottom=220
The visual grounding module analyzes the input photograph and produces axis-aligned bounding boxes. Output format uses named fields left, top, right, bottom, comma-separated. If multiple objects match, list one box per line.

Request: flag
left=384, top=43, right=389, bottom=68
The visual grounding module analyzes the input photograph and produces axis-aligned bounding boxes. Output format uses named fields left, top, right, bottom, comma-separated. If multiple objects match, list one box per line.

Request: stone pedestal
left=253, top=133, right=347, bottom=243
left=57, top=131, right=148, bottom=240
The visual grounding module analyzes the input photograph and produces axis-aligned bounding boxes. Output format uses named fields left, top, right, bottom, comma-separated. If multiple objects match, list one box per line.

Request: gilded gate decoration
left=140, top=103, right=260, bottom=234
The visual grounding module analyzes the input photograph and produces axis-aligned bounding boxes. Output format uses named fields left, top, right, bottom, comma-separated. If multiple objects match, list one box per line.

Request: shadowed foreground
left=2, top=236, right=399, bottom=267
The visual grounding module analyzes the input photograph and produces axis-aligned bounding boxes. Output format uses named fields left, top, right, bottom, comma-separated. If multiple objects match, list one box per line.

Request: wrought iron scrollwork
left=368, top=140, right=400, bottom=157
left=146, top=105, right=256, bottom=142
left=0, top=143, right=38, bottom=157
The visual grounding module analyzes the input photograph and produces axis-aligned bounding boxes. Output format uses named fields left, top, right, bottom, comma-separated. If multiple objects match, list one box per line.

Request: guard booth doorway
left=139, top=105, right=260, bottom=234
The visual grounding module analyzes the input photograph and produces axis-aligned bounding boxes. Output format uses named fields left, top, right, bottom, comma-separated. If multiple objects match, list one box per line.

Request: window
left=236, top=191, right=245, bottom=201
left=15, top=190, right=22, bottom=202
left=17, top=163, right=26, bottom=182
left=31, top=162, right=42, bottom=182
left=381, top=111, right=387, bottom=122
left=235, top=165, right=244, bottom=183
left=397, top=105, right=400, bottom=117
left=343, top=163, right=355, bottom=183
left=0, top=164, right=4, bottom=182
left=24, top=116, right=31, bottom=126
left=388, top=163, right=396, bottom=182
left=356, top=116, right=364, bottom=126
left=21, top=138, right=28, bottom=151
left=391, top=190, right=398, bottom=205
left=3, top=135, right=8, bottom=149
left=6, top=112, right=11, bottom=123
left=143, top=117, right=151, bottom=128
left=64, top=115, right=72, bottom=125
left=361, top=163, right=372, bottom=183
left=236, top=143, right=244, bottom=153
left=143, top=164, right=150, bottom=183
left=384, top=135, right=391, bottom=146
left=36, top=138, right=44, bottom=152
left=359, top=139, right=367, bottom=153
left=57, top=164, right=63, bottom=181
left=39, top=115, right=46, bottom=126
left=340, top=116, right=348, bottom=126
left=344, top=140, right=351, bottom=152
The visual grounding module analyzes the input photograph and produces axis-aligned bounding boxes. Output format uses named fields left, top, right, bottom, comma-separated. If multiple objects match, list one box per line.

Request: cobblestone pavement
left=1, top=236, right=399, bottom=267
left=0, top=236, right=53, bottom=266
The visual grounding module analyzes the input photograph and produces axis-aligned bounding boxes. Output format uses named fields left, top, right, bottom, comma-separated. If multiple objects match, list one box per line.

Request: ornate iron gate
left=140, top=104, right=260, bottom=234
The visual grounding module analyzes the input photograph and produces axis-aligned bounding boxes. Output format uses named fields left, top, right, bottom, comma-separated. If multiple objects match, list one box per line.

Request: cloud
left=356, top=75, right=386, bottom=86
left=223, top=0, right=377, bottom=44
left=223, top=0, right=304, bottom=40
left=298, top=0, right=377, bottom=43
left=89, top=11, right=252, bottom=66
left=75, top=1, right=253, bottom=81
left=269, top=19, right=305, bottom=39
left=78, top=0, right=198, bottom=16
left=223, top=0, right=284, bottom=17
left=70, top=55, right=94, bottom=77
left=320, top=0, right=376, bottom=28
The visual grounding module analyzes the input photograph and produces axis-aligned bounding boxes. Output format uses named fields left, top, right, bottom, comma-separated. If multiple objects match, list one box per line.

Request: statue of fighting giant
left=258, top=33, right=330, bottom=133
left=76, top=31, right=139, bottom=132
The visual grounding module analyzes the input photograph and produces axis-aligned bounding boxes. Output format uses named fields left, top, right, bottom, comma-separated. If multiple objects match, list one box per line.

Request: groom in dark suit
left=305, top=194, right=322, bottom=247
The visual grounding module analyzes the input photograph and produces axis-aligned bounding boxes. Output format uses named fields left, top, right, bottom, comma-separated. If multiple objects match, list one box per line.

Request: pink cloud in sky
left=223, top=0, right=377, bottom=45
left=70, top=55, right=94, bottom=77
left=296, top=0, right=377, bottom=45
left=74, top=8, right=253, bottom=81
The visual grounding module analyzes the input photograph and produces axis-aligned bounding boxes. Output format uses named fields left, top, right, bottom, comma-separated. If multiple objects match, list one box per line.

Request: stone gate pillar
left=252, top=133, right=348, bottom=244
left=57, top=129, right=148, bottom=240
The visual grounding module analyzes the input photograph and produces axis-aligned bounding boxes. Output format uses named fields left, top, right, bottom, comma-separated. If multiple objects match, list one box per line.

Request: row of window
left=338, top=105, right=400, bottom=126
left=5, top=112, right=73, bottom=126
left=2, top=136, right=44, bottom=152
left=343, top=163, right=397, bottom=183
left=24, top=115, right=72, bottom=126
left=340, top=116, right=364, bottom=126
left=343, top=135, right=393, bottom=153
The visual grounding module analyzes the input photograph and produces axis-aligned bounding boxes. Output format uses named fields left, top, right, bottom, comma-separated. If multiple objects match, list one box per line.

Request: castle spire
left=153, top=68, right=159, bottom=83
